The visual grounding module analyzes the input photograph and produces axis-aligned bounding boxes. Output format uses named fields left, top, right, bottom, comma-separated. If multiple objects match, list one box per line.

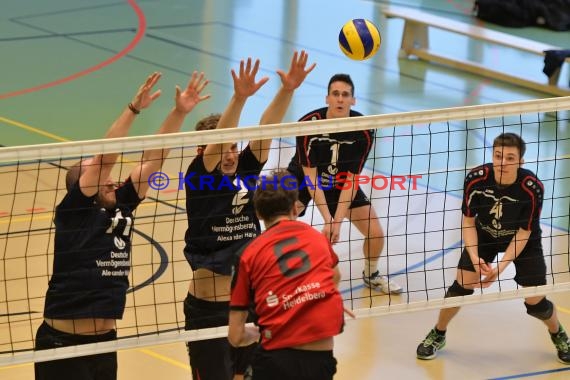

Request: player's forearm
left=140, top=107, right=187, bottom=164
left=500, top=228, right=531, bottom=272
left=228, top=311, right=256, bottom=347
left=261, top=87, right=294, bottom=124
left=303, top=166, right=333, bottom=221
left=250, top=87, right=295, bottom=162
left=97, top=106, right=139, bottom=166
left=313, top=188, right=333, bottom=222
left=218, top=95, right=247, bottom=131
left=202, top=95, right=247, bottom=166
left=333, top=181, right=358, bottom=223
left=103, top=106, right=138, bottom=140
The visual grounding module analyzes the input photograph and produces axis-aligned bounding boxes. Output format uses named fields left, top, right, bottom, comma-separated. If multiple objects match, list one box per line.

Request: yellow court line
left=137, top=348, right=190, bottom=371
left=0, top=362, right=32, bottom=371
left=0, top=116, right=70, bottom=142
left=557, top=306, right=570, bottom=315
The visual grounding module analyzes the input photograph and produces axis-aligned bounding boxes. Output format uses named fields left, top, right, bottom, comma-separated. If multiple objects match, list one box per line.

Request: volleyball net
left=1, top=96, right=569, bottom=365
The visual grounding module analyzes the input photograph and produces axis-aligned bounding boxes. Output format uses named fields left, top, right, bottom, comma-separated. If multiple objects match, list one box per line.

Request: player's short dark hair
left=195, top=114, right=221, bottom=149
left=253, top=169, right=298, bottom=222
left=493, top=133, right=526, bottom=158
left=328, top=73, right=355, bottom=96
left=65, top=161, right=83, bottom=191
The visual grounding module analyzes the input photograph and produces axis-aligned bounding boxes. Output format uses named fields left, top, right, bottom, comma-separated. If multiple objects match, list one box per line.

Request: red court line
left=26, top=208, right=46, bottom=213
left=0, top=0, right=146, bottom=100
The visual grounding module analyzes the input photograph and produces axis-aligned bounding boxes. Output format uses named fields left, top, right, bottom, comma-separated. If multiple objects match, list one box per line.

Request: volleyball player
left=35, top=71, right=210, bottom=380
left=228, top=170, right=344, bottom=380
left=286, top=73, right=402, bottom=294
left=416, top=133, right=570, bottom=364
left=182, top=52, right=315, bottom=380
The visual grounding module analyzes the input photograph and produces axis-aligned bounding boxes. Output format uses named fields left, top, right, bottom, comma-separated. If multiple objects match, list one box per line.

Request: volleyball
left=338, top=19, right=381, bottom=60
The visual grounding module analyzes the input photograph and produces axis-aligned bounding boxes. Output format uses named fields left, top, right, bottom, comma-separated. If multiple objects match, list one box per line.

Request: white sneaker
left=363, top=271, right=403, bottom=294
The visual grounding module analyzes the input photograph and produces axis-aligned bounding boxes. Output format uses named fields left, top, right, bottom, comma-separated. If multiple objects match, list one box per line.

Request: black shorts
left=183, top=293, right=256, bottom=380
left=297, top=186, right=371, bottom=217
left=34, top=321, right=117, bottom=380
left=457, top=244, right=547, bottom=287
left=252, top=347, right=337, bottom=380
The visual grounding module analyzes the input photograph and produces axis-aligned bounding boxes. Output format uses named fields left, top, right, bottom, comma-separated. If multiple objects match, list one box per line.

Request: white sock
left=364, top=258, right=379, bottom=278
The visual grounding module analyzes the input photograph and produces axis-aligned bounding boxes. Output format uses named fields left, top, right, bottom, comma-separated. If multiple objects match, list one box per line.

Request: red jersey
left=230, top=220, right=344, bottom=350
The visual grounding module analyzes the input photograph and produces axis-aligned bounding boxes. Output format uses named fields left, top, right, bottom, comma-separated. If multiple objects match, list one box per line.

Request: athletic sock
left=435, top=327, right=446, bottom=336
left=364, top=258, right=379, bottom=278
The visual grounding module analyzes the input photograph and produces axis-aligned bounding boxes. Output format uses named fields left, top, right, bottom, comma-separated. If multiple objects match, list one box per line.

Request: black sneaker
left=551, top=326, right=570, bottom=364
left=417, top=329, right=446, bottom=360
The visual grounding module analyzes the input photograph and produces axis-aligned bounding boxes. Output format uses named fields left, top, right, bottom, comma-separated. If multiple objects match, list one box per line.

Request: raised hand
left=277, top=50, right=316, bottom=91
left=175, top=71, right=211, bottom=114
left=231, top=58, right=269, bottom=100
left=131, top=72, right=163, bottom=110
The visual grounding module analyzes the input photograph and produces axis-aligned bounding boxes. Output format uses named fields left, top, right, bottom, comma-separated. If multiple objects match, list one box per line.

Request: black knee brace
left=525, top=298, right=554, bottom=321
left=445, top=280, right=474, bottom=298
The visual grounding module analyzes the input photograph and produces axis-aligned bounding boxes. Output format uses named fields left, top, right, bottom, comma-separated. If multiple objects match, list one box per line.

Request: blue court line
left=340, top=240, right=464, bottom=294
left=128, top=228, right=169, bottom=293
left=489, top=366, right=570, bottom=379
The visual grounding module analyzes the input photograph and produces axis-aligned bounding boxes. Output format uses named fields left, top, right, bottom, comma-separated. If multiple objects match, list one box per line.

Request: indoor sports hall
left=1, top=0, right=570, bottom=379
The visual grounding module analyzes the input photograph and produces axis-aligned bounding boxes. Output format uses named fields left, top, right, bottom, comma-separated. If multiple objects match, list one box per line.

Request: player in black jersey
left=287, top=73, right=402, bottom=294
left=417, top=133, right=570, bottom=364
left=182, top=52, right=315, bottom=380
left=35, top=71, right=210, bottom=380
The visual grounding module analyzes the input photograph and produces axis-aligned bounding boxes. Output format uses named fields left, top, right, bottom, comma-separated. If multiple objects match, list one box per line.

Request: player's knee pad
left=445, top=280, right=474, bottom=298
left=525, top=298, right=554, bottom=321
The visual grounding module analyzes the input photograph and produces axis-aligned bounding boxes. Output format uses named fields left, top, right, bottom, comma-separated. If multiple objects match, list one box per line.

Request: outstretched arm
left=80, top=72, right=162, bottom=196
left=250, top=50, right=316, bottom=163
left=202, top=58, right=269, bottom=172
left=130, top=71, right=210, bottom=198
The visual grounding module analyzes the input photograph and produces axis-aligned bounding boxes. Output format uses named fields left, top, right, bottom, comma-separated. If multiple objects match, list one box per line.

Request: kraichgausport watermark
left=147, top=172, right=422, bottom=191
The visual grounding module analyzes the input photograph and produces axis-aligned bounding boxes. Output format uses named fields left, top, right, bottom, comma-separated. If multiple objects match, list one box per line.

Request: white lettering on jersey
left=469, top=191, right=517, bottom=230
left=306, top=136, right=355, bottom=175
left=232, top=177, right=249, bottom=215
left=105, top=209, right=132, bottom=237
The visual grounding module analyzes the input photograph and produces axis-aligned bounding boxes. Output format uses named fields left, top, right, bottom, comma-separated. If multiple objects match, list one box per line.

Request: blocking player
left=35, top=71, right=210, bottom=380
left=182, top=52, right=315, bottom=380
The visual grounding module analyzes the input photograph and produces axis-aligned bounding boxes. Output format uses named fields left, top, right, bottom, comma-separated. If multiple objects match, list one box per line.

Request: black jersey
left=287, top=107, right=373, bottom=191
left=183, top=145, right=263, bottom=275
left=44, top=178, right=142, bottom=319
left=461, top=163, right=543, bottom=250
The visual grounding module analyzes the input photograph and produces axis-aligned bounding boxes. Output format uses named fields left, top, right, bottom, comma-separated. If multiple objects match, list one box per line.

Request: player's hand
left=477, top=258, right=492, bottom=276
left=131, top=72, right=162, bottom=110
left=322, top=221, right=340, bottom=244
left=322, top=222, right=333, bottom=242
left=175, top=71, right=211, bottom=114
left=240, top=324, right=260, bottom=346
left=277, top=50, right=316, bottom=91
left=480, top=267, right=499, bottom=288
left=231, top=58, right=269, bottom=100
left=330, top=221, right=341, bottom=244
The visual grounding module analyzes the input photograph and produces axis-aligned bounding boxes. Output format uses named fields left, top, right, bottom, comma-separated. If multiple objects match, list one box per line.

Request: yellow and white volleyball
left=338, top=19, right=382, bottom=60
